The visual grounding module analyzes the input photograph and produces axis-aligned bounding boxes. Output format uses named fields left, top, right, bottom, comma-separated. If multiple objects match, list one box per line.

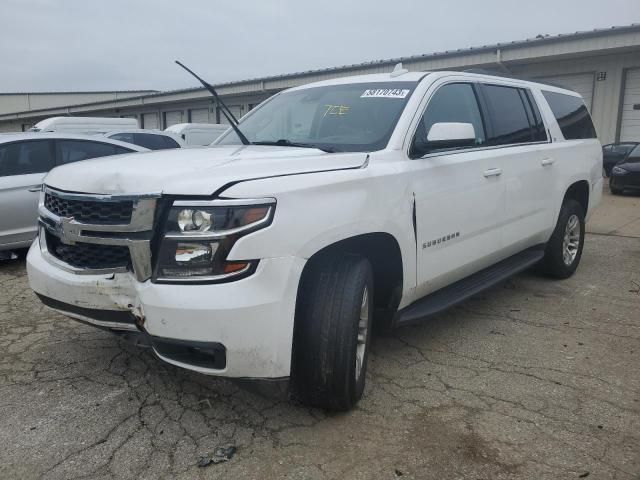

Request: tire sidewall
left=547, top=200, right=585, bottom=277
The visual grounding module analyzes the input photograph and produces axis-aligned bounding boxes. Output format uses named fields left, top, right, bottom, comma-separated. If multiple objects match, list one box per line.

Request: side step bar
left=395, top=246, right=545, bottom=327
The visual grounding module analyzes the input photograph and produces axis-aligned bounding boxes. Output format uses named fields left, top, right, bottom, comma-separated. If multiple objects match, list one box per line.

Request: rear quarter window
left=542, top=91, right=597, bottom=140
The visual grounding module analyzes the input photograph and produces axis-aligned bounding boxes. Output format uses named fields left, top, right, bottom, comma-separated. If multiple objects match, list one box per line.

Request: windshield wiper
left=175, top=60, right=251, bottom=146
left=253, top=139, right=337, bottom=153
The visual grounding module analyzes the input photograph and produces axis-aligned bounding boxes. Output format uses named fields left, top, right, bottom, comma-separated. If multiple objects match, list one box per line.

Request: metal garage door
left=217, top=105, right=243, bottom=124
left=537, top=73, right=595, bottom=111
left=189, top=108, right=210, bottom=123
left=620, top=68, right=640, bottom=142
left=142, top=113, right=159, bottom=130
left=164, top=111, right=183, bottom=128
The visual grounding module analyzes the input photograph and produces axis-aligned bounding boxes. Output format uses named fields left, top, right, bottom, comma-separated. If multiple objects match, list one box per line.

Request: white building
left=1, top=24, right=640, bottom=144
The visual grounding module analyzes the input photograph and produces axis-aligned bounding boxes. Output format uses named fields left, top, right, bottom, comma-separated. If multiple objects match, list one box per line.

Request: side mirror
left=426, top=122, right=476, bottom=149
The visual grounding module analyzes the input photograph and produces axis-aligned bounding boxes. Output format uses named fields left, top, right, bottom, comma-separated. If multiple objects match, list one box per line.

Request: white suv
left=27, top=70, right=603, bottom=410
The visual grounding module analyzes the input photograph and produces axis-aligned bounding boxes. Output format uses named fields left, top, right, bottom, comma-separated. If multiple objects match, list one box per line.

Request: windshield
left=626, top=145, right=640, bottom=162
left=216, top=82, right=418, bottom=152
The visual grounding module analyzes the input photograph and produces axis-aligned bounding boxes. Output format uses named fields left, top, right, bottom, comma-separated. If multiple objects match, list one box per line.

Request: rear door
left=477, top=83, right=554, bottom=254
left=0, top=140, right=55, bottom=247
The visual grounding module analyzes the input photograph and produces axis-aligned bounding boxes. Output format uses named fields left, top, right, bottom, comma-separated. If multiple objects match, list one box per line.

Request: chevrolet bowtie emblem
left=55, top=217, right=83, bottom=245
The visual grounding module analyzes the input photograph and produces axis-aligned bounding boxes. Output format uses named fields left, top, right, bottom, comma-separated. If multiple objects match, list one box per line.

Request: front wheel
left=539, top=199, right=585, bottom=279
left=292, top=253, right=373, bottom=411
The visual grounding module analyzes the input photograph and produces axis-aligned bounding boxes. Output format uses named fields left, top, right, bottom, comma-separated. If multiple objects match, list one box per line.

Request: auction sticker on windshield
left=361, top=88, right=410, bottom=99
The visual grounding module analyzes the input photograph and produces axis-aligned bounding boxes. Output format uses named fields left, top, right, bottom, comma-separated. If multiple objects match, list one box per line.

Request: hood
left=44, top=145, right=367, bottom=196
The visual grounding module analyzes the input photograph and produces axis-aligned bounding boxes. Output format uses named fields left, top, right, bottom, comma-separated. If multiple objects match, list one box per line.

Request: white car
left=0, top=133, right=148, bottom=257
left=164, top=123, right=229, bottom=146
left=103, top=129, right=184, bottom=150
left=27, top=70, right=602, bottom=410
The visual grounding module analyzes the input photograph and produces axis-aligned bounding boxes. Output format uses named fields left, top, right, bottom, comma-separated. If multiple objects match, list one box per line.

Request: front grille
left=45, top=193, right=133, bottom=224
left=46, top=231, right=130, bottom=270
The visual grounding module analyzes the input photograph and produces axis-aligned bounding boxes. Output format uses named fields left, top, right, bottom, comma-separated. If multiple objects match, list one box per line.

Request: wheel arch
left=296, top=232, right=404, bottom=324
left=563, top=179, right=590, bottom=215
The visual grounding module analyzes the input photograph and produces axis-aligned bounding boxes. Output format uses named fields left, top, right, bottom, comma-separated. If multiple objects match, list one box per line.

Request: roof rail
left=461, top=68, right=570, bottom=90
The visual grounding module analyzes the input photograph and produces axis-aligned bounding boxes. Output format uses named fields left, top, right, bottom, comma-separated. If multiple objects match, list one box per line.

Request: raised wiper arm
left=175, top=60, right=251, bottom=146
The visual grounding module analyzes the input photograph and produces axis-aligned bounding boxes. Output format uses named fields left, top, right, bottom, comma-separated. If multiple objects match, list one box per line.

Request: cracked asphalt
left=1, top=190, right=639, bottom=480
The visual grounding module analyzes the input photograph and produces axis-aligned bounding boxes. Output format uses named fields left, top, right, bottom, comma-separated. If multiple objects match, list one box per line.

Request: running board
left=395, top=246, right=545, bottom=327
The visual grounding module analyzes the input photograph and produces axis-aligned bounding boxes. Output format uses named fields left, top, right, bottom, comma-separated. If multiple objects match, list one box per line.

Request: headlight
left=612, top=166, right=628, bottom=175
left=154, top=198, right=275, bottom=283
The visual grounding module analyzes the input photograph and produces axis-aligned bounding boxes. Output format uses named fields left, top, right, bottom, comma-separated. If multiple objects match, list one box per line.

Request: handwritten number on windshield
left=323, top=105, right=350, bottom=117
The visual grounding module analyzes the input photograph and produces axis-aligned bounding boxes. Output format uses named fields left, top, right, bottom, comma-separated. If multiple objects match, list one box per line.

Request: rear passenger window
left=56, top=140, right=119, bottom=165
left=134, top=133, right=180, bottom=150
left=542, top=91, right=597, bottom=140
left=109, top=132, right=135, bottom=144
left=0, top=140, right=55, bottom=177
left=523, top=90, right=548, bottom=142
left=482, top=85, right=539, bottom=145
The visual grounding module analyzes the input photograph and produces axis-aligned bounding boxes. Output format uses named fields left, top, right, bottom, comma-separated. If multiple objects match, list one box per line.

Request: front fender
left=221, top=164, right=417, bottom=298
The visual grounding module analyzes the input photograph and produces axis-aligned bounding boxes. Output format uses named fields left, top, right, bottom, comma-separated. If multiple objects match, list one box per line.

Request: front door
left=409, top=82, right=506, bottom=298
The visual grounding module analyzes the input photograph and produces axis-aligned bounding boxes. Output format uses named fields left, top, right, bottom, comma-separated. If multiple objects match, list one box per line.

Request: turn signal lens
left=223, top=262, right=249, bottom=274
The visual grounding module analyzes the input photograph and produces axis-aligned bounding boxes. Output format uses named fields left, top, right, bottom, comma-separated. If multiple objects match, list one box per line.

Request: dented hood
left=44, top=145, right=367, bottom=196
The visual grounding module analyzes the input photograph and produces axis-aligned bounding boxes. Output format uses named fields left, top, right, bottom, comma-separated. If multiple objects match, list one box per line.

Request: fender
left=221, top=159, right=418, bottom=302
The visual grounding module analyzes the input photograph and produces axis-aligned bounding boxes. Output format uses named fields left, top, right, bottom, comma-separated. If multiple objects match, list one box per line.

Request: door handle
left=541, top=158, right=555, bottom=166
left=27, top=185, right=42, bottom=192
left=483, top=168, right=502, bottom=178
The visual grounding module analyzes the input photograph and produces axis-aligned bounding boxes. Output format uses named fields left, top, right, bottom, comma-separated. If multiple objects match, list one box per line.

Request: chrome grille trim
left=39, top=187, right=161, bottom=281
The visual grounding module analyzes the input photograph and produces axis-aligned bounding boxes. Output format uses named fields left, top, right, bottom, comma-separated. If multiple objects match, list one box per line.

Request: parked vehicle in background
left=602, top=142, right=638, bottom=176
left=609, top=144, right=640, bottom=194
left=27, top=70, right=602, bottom=410
left=164, top=123, right=228, bottom=146
left=29, top=117, right=138, bottom=135
left=104, top=129, right=184, bottom=150
left=0, top=133, right=147, bottom=257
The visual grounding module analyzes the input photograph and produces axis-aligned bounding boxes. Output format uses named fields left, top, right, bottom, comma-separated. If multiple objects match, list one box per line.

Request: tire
left=539, top=199, right=585, bottom=279
left=610, top=185, right=623, bottom=195
left=292, top=253, right=373, bottom=411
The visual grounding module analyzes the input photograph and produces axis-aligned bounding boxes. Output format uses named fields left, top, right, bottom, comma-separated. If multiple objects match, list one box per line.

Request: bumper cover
left=610, top=174, right=640, bottom=190
left=27, top=240, right=305, bottom=378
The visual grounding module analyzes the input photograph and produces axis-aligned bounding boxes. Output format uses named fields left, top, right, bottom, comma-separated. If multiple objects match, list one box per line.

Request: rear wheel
left=539, top=199, right=585, bottom=279
left=292, top=253, right=373, bottom=411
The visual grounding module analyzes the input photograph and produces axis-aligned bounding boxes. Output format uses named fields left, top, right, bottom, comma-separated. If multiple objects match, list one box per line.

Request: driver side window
left=411, top=83, right=486, bottom=157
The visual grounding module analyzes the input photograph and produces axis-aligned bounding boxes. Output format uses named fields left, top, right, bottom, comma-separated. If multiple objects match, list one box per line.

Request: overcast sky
left=1, top=0, right=638, bottom=92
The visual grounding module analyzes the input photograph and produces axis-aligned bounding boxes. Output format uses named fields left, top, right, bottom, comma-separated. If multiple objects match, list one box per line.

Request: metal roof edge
left=2, top=23, right=639, bottom=119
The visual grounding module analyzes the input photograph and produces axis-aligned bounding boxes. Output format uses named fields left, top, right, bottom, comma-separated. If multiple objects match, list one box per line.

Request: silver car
left=0, top=133, right=147, bottom=256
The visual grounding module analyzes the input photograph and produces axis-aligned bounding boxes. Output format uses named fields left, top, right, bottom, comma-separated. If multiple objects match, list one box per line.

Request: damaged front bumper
left=27, top=240, right=305, bottom=379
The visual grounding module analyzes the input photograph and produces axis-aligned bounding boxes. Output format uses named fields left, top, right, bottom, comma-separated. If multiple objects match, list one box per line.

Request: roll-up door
left=164, top=111, right=183, bottom=128
left=217, top=105, right=243, bottom=124
left=536, top=73, right=595, bottom=111
left=620, top=68, right=640, bottom=142
left=189, top=108, right=210, bottom=123
left=142, top=113, right=159, bottom=130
